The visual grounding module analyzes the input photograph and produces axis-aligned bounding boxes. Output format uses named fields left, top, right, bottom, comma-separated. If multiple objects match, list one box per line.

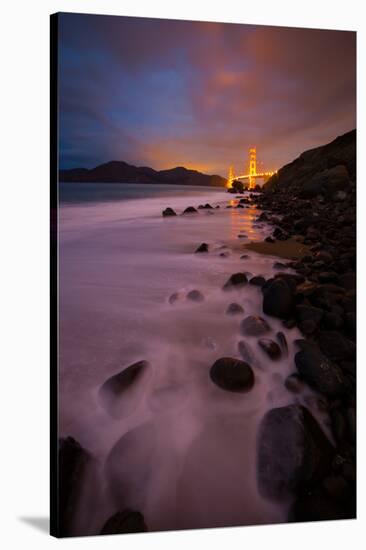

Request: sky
left=58, top=13, right=356, bottom=177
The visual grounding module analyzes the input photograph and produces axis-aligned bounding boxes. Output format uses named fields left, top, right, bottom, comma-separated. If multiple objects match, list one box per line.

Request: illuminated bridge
left=227, top=147, right=276, bottom=190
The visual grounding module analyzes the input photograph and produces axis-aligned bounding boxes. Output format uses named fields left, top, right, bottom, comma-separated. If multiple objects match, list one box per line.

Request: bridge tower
left=227, top=165, right=234, bottom=188
left=248, top=147, right=256, bottom=189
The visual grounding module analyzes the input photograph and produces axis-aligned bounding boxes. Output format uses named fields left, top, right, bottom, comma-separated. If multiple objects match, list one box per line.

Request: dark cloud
left=58, top=13, right=356, bottom=176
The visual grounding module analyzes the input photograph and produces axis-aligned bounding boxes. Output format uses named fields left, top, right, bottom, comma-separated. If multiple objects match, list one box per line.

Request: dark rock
left=240, top=254, right=250, bottom=260
left=249, top=276, right=266, bottom=287
left=240, top=315, right=271, bottom=336
left=322, top=476, right=350, bottom=502
left=295, top=304, right=323, bottom=334
left=318, top=330, right=355, bottom=361
left=99, top=361, right=151, bottom=418
left=209, top=357, right=254, bottom=393
left=182, top=206, right=198, bottom=214
left=258, top=338, right=282, bottom=360
left=226, top=303, right=244, bottom=316
left=273, top=262, right=287, bottom=270
left=338, top=272, right=356, bottom=290
left=195, top=242, right=209, bottom=253
left=162, top=207, right=176, bottom=217
left=330, top=408, right=347, bottom=444
left=238, top=340, right=254, bottom=363
left=295, top=344, right=345, bottom=396
left=318, top=271, right=339, bottom=284
left=285, top=373, right=305, bottom=393
left=265, top=236, right=275, bottom=243
left=168, top=292, right=179, bottom=304
left=58, top=437, right=91, bottom=537
left=223, top=272, right=248, bottom=290
left=263, top=279, right=295, bottom=319
left=186, top=289, right=204, bottom=302
left=283, top=318, right=296, bottom=329
left=276, top=331, right=288, bottom=356
left=100, top=509, right=148, bottom=535
left=290, top=492, right=349, bottom=522
left=257, top=405, right=333, bottom=499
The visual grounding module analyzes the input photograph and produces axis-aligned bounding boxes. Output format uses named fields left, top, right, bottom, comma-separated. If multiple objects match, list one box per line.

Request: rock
left=265, top=236, right=275, bottom=243
left=257, top=405, right=333, bottom=500
left=295, top=304, right=323, bottom=334
left=226, top=303, right=244, bottom=316
left=338, top=272, right=356, bottom=290
left=240, top=254, right=250, bottom=260
left=223, top=272, right=248, bottom=290
left=238, top=340, right=254, bottom=363
left=289, top=492, right=348, bottom=522
left=276, top=331, right=288, bottom=356
left=209, top=357, right=254, bottom=393
left=100, top=509, right=148, bottom=535
left=295, top=343, right=345, bottom=396
left=240, top=315, right=271, bottom=336
left=330, top=408, right=347, bottom=444
left=249, top=276, right=266, bottom=287
left=285, top=373, right=305, bottom=393
left=195, top=242, right=209, bottom=253
left=162, top=207, right=176, bottom=217
left=182, top=206, right=198, bottom=214
left=318, top=330, right=355, bottom=361
left=186, top=289, right=204, bottom=302
left=99, top=360, right=151, bottom=418
left=322, top=475, right=350, bottom=501
left=168, top=292, right=179, bottom=304
left=263, top=279, right=295, bottom=319
left=258, top=338, right=281, bottom=360
left=318, top=271, right=339, bottom=284
left=58, top=437, right=91, bottom=537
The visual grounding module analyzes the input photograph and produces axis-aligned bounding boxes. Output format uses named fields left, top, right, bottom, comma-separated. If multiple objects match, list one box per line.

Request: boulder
left=240, top=315, right=271, bottom=336
left=195, top=242, right=209, bottom=253
left=249, top=276, right=266, bottom=287
left=58, top=437, right=91, bottom=537
left=182, top=206, right=198, bottom=214
left=318, top=330, right=356, bottom=361
left=223, top=272, right=248, bottom=290
left=186, top=289, right=204, bottom=302
left=162, top=207, right=176, bottom=217
left=276, top=331, right=288, bottom=356
left=258, top=338, right=281, bottom=360
left=263, top=279, right=295, bottom=319
left=226, top=303, right=244, bottom=316
left=295, top=304, right=323, bottom=334
left=100, top=509, right=147, bottom=535
left=295, top=343, right=345, bottom=396
left=257, top=405, right=333, bottom=499
left=209, top=357, right=254, bottom=393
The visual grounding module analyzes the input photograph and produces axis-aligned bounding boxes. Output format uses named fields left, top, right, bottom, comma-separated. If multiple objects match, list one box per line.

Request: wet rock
left=58, top=437, right=91, bottom=537
left=195, top=242, right=209, bottom=253
left=240, top=254, right=250, bottom=260
left=240, top=315, right=271, bottom=336
left=162, top=207, right=176, bottom=217
left=318, top=330, right=355, bottom=361
left=295, top=343, right=345, bottom=396
left=263, top=278, right=295, bottom=319
left=238, top=340, right=254, bottom=363
left=258, top=338, right=281, bottom=360
left=285, top=373, right=305, bottom=393
left=289, top=492, right=349, bottom=522
left=182, top=206, right=198, bottom=214
left=257, top=405, right=333, bottom=499
left=223, top=272, right=248, bottom=290
left=99, top=360, right=151, bottom=418
left=276, top=331, right=288, bottom=356
left=226, top=303, right=244, bottom=316
left=209, top=357, right=254, bottom=393
left=265, top=236, right=275, bottom=243
left=249, top=276, right=266, bottom=287
left=100, top=509, right=148, bottom=535
left=186, top=289, right=204, bottom=302
left=295, top=304, right=323, bottom=334
left=283, top=318, right=296, bottom=329
left=168, top=292, right=179, bottom=304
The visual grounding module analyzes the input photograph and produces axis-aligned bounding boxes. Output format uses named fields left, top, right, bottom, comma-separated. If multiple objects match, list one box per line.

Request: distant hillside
left=264, top=129, right=356, bottom=196
left=59, top=161, right=227, bottom=187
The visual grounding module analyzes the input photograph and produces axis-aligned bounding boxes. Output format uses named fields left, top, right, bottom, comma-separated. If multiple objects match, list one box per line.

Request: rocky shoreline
left=57, top=130, right=356, bottom=535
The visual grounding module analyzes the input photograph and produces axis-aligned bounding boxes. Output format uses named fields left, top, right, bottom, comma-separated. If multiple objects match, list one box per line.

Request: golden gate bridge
left=227, top=147, right=277, bottom=190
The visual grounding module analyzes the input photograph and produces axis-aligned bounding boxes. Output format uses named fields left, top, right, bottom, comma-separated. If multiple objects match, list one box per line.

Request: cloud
left=58, top=13, right=356, bottom=176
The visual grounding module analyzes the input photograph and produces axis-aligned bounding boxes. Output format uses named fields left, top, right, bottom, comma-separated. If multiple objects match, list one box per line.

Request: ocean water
left=58, top=183, right=324, bottom=535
